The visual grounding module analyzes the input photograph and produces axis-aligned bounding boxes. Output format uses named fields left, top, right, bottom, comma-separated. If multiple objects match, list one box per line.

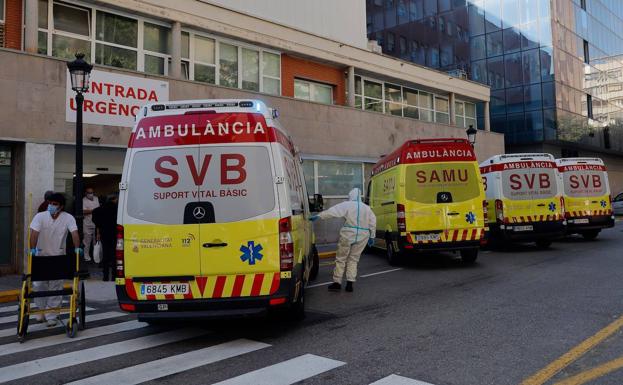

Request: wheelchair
left=16, top=251, right=87, bottom=342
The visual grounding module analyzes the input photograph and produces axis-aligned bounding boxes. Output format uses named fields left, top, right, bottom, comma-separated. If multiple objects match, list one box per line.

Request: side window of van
left=283, top=154, right=303, bottom=214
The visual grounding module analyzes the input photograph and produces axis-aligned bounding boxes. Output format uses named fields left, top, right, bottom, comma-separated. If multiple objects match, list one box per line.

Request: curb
left=318, top=251, right=336, bottom=259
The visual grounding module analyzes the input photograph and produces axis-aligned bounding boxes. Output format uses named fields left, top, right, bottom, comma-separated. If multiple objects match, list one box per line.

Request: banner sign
left=66, top=69, right=169, bottom=128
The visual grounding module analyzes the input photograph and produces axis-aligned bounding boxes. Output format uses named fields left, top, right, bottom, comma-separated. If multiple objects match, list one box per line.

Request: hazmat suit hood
left=348, top=188, right=361, bottom=202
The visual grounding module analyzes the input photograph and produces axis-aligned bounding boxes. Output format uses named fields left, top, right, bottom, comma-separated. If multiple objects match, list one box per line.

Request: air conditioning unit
left=367, top=40, right=382, bottom=54
left=447, top=68, right=467, bottom=79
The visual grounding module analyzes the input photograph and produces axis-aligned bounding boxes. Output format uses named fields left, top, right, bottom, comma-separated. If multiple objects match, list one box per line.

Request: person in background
left=82, top=187, right=100, bottom=262
left=29, top=193, right=82, bottom=326
left=311, top=187, right=376, bottom=292
left=92, top=193, right=118, bottom=281
left=37, top=190, right=54, bottom=213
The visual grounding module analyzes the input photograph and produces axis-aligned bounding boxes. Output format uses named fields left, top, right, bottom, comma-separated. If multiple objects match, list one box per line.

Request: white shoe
left=83, top=256, right=91, bottom=262
left=46, top=318, right=59, bottom=327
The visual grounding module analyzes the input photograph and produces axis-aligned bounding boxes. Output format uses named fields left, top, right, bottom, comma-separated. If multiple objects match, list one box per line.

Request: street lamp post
left=67, top=53, right=93, bottom=243
left=466, top=125, right=477, bottom=147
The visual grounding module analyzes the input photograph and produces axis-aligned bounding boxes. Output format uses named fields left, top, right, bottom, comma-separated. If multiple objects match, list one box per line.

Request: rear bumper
left=116, top=270, right=300, bottom=320
left=491, top=221, right=566, bottom=241
left=566, top=215, right=615, bottom=232
left=399, top=238, right=482, bottom=253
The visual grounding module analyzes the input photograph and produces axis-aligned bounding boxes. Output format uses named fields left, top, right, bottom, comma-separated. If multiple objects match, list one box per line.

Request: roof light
left=239, top=101, right=254, bottom=108
left=151, top=104, right=165, bottom=111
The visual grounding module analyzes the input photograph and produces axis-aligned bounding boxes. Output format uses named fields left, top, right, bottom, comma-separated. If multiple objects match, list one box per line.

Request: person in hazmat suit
left=311, top=188, right=376, bottom=292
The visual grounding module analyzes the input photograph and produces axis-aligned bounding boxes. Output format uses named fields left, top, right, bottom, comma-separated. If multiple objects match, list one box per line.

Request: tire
left=287, top=284, right=305, bottom=321
left=535, top=239, right=552, bottom=249
left=581, top=230, right=600, bottom=240
left=309, top=245, right=319, bottom=281
left=79, top=282, right=86, bottom=330
left=460, top=248, right=478, bottom=264
left=386, top=237, right=401, bottom=266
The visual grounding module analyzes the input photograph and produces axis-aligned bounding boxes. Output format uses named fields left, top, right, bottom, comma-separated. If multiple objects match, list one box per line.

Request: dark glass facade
left=367, top=0, right=623, bottom=153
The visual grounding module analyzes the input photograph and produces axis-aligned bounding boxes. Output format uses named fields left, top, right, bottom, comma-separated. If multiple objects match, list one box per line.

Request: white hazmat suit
left=317, top=188, right=376, bottom=284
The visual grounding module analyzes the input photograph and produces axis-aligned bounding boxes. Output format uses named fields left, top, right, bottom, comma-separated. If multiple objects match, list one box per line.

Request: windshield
left=126, top=145, right=275, bottom=224
left=501, top=168, right=558, bottom=200
left=405, top=163, right=480, bottom=203
left=561, top=170, right=608, bottom=197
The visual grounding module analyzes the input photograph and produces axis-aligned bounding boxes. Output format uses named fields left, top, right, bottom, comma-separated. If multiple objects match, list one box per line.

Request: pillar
left=449, top=92, right=456, bottom=126
left=170, top=21, right=182, bottom=79
left=24, top=0, right=39, bottom=54
left=484, top=101, right=491, bottom=132
left=347, top=66, right=356, bottom=107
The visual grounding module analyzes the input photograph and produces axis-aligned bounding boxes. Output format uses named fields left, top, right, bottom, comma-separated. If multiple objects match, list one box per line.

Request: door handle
left=447, top=212, right=460, bottom=216
left=203, top=242, right=228, bottom=248
left=537, top=203, right=546, bottom=207
left=591, top=200, right=598, bottom=203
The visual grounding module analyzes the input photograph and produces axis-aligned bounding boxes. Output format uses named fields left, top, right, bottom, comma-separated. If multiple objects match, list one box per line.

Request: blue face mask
left=47, top=204, right=60, bottom=215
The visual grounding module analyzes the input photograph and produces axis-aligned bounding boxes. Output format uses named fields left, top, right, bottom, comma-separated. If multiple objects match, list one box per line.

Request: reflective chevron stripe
left=125, top=272, right=280, bottom=300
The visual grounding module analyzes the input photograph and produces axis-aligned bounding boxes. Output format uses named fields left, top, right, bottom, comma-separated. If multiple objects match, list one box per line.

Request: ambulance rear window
left=561, top=170, right=608, bottom=197
left=126, top=146, right=275, bottom=224
left=405, top=163, right=480, bottom=203
left=501, top=168, right=558, bottom=200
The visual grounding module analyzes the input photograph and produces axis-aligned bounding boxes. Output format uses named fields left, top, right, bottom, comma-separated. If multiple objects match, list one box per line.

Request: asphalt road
left=1, top=221, right=623, bottom=385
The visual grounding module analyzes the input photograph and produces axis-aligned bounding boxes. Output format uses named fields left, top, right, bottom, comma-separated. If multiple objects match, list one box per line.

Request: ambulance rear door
left=560, top=163, right=610, bottom=217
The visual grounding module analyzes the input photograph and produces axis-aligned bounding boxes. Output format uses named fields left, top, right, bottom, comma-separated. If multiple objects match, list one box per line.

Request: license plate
left=140, top=283, right=190, bottom=295
left=415, top=233, right=441, bottom=241
left=513, top=225, right=533, bottom=232
left=157, top=304, right=168, bottom=311
left=574, top=218, right=589, bottom=224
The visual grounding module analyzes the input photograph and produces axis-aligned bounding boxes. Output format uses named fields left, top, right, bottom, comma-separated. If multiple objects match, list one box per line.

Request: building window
left=0, top=0, right=5, bottom=23
left=580, top=0, right=586, bottom=10
left=294, top=79, right=333, bottom=104
left=434, top=97, right=449, bottom=124
left=387, top=32, right=395, bottom=52
left=455, top=101, right=477, bottom=128
left=303, top=159, right=370, bottom=197
left=36, top=1, right=281, bottom=95
left=583, top=40, right=589, bottom=64
left=586, top=94, right=593, bottom=119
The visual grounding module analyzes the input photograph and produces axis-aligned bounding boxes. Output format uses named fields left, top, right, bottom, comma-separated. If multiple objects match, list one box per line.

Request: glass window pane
left=96, top=11, right=137, bottom=48
left=502, top=0, right=520, bottom=27
left=38, top=31, right=47, bottom=55
left=419, top=91, right=433, bottom=109
left=262, top=52, right=280, bottom=78
left=241, top=48, right=259, bottom=92
left=364, top=80, right=382, bottom=99
left=194, top=35, right=215, bottom=64
left=403, top=88, right=418, bottom=106
left=145, top=55, right=165, bottom=75
left=263, top=77, right=280, bottom=95
left=219, top=43, right=238, bottom=88
left=317, top=161, right=363, bottom=196
left=38, top=0, right=48, bottom=29
left=487, top=56, right=505, bottom=89
left=181, top=61, right=189, bottom=80
left=386, top=102, right=403, bottom=116
left=484, top=0, right=502, bottom=32
left=486, top=31, right=503, bottom=56
left=540, top=46, right=554, bottom=81
left=471, top=59, right=487, bottom=84
left=543, top=108, right=556, bottom=140
left=504, top=52, right=522, bottom=87
left=471, top=35, right=486, bottom=60
left=144, top=22, right=170, bottom=54
left=302, top=160, right=315, bottom=195
left=404, top=106, right=419, bottom=119
left=0, top=0, right=4, bottom=21
left=542, top=81, right=555, bottom=108
left=465, top=102, right=476, bottom=118
left=181, top=32, right=189, bottom=59
left=95, top=43, right=137, bottom=70
left=294, top=80, right=310, bottom=100
left=522, top=49, right=541, bottom=84
left=457, top=116, right=465, bottom=128
left=506, top=86, right=524, bottom=113
left=436, top=112, right=450, bottom=124
left=520, top=21, right=539, bottom=50
left=385, top=84, right=402, bottom=103
left=466, top=118, right=477, bottom=129
left=420, top=109, right=433, bottom=122
left=469, top=4, right=485, bottom=36
left=53, top=3, right=90, bottom=36
left=525, top=110, right=544, bottom=142
left=503, top=27, right=521, bottom=53
left=52, top=35, right=91, bottom=60
left=355, top=76, right=362, bottom=95
left=194, top=63, right=215, bottom=84
left=365, top=98, right=383, bottom=112
left=456, top=101, right=464, bottom=116
left=312, top=84, right=333, bottom=104
left=524, top=83, right=542, bottom=111
left=435, top=97, right=449, bottom=113
left=491, top=89, right=506, bottom=114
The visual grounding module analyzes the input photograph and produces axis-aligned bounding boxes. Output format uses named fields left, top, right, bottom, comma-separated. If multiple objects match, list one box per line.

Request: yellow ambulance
left=556, top=157, right=615, bottom=239
left=367, top=138, right=487, bottom=265
left=480, top=153, right=566, bottom=248
left=115, top=99, right=321, bottom=321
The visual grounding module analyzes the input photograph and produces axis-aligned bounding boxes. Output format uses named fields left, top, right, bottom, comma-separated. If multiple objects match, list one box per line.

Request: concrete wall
left=0, top=50, right=504, bottom=162
left=202, top=0, right=368, bottom=50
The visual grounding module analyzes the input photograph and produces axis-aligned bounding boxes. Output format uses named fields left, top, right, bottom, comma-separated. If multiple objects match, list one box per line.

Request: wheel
left=79, top=282, right=86, bottom=330
left=16, top=303, right=29, bottom=342
left=66, top=318, right=78, bottom=338
left=386, top=237, right=401, bottom=266
left=581, top=230, right=600, bottom=240
left=309, top=245, right=319, bottom=281
left=535, top=239, right=552, bottom=249
left=460, top=248, right=478, bottom=264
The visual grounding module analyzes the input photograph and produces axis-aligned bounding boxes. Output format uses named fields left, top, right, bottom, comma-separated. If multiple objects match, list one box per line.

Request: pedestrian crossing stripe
left=370, top=374, right=436, bottom=385
left=0, top=311, right=126, bottom=338
left=64, top=339, right=270, bottom=385
left=0, top=306, right=96, bottom=325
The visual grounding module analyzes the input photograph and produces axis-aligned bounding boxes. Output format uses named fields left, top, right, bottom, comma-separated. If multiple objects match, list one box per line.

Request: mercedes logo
left=440, top=194, right=449, bottom=202
left=193, top=206, right=206, bottom=219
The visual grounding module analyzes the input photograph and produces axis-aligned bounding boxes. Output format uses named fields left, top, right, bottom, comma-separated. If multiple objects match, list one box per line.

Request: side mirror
left=309, top=194, right=324, bottom=212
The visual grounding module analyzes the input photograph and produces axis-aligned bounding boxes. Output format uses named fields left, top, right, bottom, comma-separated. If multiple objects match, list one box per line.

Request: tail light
left=483, top=200, right=488, bottom=223
left=609, top=194, right=613, bottom=204
left=279, top=217, right=294, bottom=270
left=397, top=204, right=406, bottom=232
left=495, top=199, right=504, bottom=223
left=115, top=225, right=124, bottom=278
